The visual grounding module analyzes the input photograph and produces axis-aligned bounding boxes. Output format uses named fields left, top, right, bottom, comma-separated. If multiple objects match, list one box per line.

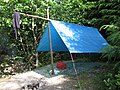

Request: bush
left=104, top=64, right=120, bottom=90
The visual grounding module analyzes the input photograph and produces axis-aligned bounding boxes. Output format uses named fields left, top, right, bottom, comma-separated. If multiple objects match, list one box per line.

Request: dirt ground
left=42, top=75, right=79, bottom=90
left=0, top=72, right=79, bottom=90
left=0, top=61, right=110, bottom=90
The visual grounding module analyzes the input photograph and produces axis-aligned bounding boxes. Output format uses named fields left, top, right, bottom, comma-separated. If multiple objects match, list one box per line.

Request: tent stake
left=47, top=7, right=54, bottom=75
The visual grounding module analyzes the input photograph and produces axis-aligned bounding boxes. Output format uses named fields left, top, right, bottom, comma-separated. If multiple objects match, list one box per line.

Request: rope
left=70, top=53, right=82, bottom=90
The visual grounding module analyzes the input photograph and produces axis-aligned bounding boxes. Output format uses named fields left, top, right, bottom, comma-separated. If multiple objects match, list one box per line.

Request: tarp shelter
left=36, top=20, right=109, bottom=53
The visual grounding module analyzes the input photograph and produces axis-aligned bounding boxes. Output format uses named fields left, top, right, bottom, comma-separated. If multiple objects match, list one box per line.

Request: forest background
left=0, top=0, right=120, bottom=89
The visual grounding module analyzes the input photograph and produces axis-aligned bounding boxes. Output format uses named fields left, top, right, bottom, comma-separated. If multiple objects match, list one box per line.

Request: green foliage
left=93, top=0, right=120, bottom=89
left=103, top=61, right=120, bottom=89
left=100, top=8, right=120, bottom=60
left=115, top=71, right=120, bottom=86
left=104, top=73, right=116, bottom=90
left=0, top=3, right=119, bottom=89
left=0, top=0, right=48, bottom=76
left=0, top=0, right=98, bottom=76
left=50, top=0, right=96, bottom=24
left=104, top=71, right=120, bottom=90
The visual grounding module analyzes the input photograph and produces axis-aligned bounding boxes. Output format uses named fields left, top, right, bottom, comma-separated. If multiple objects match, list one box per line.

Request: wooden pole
left=47, top=7, right=54, bottom=75
left=20, top=12, right=49, bottom=21
left=31, top=18, right=39, bottom=67
left=17, top=29, right=26, bottom=52
left=70, top=53, right=81, bottom=90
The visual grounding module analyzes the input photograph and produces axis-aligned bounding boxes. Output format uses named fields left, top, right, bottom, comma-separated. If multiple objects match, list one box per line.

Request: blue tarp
left=36, top=20, right=109, bottom=53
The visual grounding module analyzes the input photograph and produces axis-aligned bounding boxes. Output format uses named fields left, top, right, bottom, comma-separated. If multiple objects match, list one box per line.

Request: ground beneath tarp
left=35, top=61, right=103, bottom=77
left=0, top=61, right=105, bottom=90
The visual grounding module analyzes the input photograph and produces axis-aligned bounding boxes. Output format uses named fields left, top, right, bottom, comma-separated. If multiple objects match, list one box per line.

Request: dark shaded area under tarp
left=35, top=61, right=104, bottom=78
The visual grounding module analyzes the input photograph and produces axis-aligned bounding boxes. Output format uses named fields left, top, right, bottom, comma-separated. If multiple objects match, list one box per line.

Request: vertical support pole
left=35, top=53, right=39, bottom=67
left=70, top=53, right=81, bottom=90
left=47, top=7, right=54, bottom=74
left=32, top=18, right=39, bottom=67
left=17, top=29, right=26, bottom=52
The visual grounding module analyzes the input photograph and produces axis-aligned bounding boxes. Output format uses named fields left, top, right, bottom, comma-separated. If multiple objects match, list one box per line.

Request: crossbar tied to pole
left=20, top=12, right=50, bottom=21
